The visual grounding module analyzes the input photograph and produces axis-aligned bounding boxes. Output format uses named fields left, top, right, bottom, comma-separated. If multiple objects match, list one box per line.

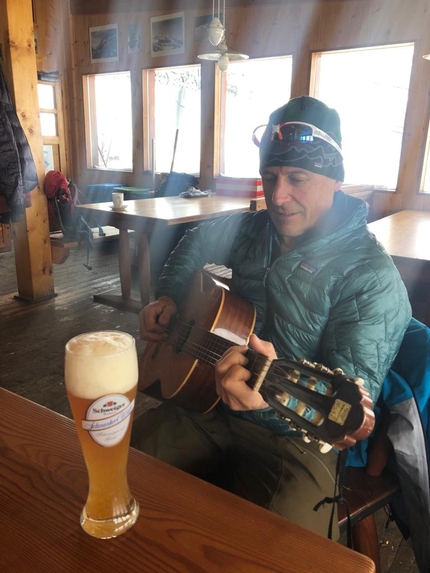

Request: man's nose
left=271, top=179, right=293, bottom=206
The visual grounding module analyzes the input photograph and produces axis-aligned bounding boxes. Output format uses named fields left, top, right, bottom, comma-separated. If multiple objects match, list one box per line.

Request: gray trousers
left=131, top=401, right=339, bottom=539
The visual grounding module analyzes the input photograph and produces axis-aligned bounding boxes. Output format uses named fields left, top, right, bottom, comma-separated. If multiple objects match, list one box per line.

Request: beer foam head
left=65, top=331, right=138, bottom=399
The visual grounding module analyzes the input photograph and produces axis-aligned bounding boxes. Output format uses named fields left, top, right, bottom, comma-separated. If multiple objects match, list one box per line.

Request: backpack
left=44, top=171, right=84, bottom=237
left=154, top=171, right=199, bottom=198
left=44, top=171, right=96, bottom=267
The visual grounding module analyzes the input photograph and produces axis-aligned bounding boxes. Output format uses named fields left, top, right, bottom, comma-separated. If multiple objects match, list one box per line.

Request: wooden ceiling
left=69, top=0, right=354, bottom=16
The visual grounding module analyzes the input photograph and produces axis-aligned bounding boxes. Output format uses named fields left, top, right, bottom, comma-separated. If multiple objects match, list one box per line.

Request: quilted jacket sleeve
left=321, top=257, right=412, bottom=404
left=155, top=212, right=255, bottom=306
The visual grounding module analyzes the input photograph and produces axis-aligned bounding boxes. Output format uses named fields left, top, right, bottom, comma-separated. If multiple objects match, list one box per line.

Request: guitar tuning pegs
left=275, top=391, right=291, bottom=406
left=274, top=411, right=291, bottom=422
left=302, top=434, right=311, bottom=443
left=318, top=441, right=333, bottom=454
left=333, top=367, right=345, bottom=375
left=353, top=377, right=365, bottom=387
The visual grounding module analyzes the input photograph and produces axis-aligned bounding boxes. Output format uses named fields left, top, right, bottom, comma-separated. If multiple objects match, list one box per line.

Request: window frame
left=142, top=63, right=201, bottom=176
left=38, top=79, right=67, bottom=173
left=310, top=42, right=414, bottom=191
left=215, top=55, right=293, bottom=179
left=419, top=111, right=430, bottom=193
left=82, top=71, right=133, bottom=172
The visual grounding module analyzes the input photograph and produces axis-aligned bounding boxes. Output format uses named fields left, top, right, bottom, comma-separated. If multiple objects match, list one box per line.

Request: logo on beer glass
left=82, top=393, right=135, bottom=447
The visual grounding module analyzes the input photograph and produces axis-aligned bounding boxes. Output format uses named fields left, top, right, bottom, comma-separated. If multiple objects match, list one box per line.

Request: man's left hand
left=215, top=334, right=277, bottom=411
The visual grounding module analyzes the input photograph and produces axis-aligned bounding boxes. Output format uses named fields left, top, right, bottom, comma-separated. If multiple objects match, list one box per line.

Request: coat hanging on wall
left=0, top=65, right=38, bottom=221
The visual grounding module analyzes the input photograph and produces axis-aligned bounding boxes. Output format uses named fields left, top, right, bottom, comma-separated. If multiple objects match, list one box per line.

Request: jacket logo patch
left=300, top=261, right=317, bottom=274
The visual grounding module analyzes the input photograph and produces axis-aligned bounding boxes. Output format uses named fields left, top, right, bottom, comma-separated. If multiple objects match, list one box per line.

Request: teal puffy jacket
left=156, top=192, right=411, bottom=404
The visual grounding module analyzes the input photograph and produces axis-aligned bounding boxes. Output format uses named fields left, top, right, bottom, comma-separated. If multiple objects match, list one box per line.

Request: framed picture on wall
left=151, top=12, right=185, bottom=57
left=90, top=24, right=119, bottom=63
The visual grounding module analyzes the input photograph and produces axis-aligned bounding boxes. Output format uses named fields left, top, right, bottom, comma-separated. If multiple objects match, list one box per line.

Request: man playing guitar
left=133, top=96, right=411, bottom=538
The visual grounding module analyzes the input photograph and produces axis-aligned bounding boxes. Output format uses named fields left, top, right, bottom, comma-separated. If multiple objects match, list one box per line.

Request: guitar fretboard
left=179, top=322, right=234, bottom=366
left=177, top=321, right=267, bottom=379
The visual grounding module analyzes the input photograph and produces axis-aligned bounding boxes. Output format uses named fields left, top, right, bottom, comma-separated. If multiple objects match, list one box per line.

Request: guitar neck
left=181, top=323, right=235, bottom=366
left=181, top=325, right=374, bottom=448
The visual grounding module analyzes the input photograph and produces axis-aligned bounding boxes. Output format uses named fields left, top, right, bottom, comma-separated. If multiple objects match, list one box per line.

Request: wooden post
left=0, top=0, right=55, bottom=301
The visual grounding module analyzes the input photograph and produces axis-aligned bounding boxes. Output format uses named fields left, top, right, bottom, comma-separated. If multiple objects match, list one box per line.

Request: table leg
left=93, top=228, right=142, bottom=314
left=119, top=229, right=132, bottom=299
left=137, top=232, right=151, bottom=308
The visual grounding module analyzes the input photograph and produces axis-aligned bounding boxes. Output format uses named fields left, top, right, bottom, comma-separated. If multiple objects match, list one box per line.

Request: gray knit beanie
left=259, top=96, right=345, bottom=181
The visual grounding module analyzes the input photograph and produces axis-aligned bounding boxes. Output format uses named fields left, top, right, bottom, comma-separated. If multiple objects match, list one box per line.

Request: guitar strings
left=173, top=319, right=235, bottom=365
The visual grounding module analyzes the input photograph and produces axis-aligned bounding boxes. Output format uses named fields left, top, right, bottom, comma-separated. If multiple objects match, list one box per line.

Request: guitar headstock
left=248, top=354, right=375, bottom=451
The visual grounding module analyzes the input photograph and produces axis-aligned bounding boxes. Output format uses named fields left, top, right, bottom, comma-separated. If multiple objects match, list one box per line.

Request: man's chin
left=273, top=216, right=304, bottom=238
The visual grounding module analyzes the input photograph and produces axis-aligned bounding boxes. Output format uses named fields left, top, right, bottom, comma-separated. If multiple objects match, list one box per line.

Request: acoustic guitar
left=139, top=271, right=375, bottom=450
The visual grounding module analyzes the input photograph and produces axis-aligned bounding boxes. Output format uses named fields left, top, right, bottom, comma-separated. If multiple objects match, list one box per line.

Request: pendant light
left=198, top=0, right=248, bottom=72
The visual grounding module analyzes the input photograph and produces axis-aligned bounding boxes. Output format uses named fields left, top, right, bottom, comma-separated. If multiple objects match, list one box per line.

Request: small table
left=0, top=388, right=375, bottom=573
left=77, top=195, right=251, bottom=312
left=368, top=209, right=430, bottom=325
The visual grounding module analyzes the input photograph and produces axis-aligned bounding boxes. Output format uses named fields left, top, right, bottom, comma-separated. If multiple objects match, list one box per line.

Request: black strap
left=313, top=450, right=352, bottom=547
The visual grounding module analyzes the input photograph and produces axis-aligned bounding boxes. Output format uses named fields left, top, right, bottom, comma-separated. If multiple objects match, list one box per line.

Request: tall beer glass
left=65, top=331, right=139, bottom=538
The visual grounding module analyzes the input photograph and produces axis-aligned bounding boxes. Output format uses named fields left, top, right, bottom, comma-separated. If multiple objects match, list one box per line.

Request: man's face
left=261, top=165, right=341, bottom=250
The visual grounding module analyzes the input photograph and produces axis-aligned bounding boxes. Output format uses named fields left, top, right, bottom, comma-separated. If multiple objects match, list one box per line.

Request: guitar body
left=139, top=271, right=256, bottom=413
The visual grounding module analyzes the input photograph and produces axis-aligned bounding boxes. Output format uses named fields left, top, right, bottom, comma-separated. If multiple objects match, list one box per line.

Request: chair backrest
left=249, top=198, right=267, bottom=211
left=365, top=405, right=393, bottom=477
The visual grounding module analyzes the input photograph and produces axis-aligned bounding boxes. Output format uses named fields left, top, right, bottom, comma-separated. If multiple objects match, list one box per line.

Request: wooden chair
left=250, top=197, right=267, bottom=211
left=338, top=408, right=401, bottom=573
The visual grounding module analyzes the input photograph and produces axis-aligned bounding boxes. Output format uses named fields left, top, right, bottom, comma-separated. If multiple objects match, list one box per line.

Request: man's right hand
left=139, top=296, right=177, bottom=342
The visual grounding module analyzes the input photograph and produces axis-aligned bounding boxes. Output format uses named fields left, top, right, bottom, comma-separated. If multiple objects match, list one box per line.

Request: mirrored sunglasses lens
left=278, top=123, right=314, bottom=143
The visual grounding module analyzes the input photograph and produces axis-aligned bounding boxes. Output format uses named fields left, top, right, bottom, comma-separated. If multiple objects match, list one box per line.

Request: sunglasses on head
left=252, top=121, right=343, bottom=158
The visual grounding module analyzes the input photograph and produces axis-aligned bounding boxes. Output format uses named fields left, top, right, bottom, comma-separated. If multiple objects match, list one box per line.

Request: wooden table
left=0, top=388, right=375, bottom=573
left=77, top=195, right=251, bottom=312
left=368, top=210, right=430, bottom=325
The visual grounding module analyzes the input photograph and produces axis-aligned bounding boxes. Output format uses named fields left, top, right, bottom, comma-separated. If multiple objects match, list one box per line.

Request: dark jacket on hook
left=0, top=65, right=38, bottom=220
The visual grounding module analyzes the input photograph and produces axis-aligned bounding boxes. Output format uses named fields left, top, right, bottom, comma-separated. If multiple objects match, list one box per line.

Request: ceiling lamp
left=423, top=53, right=430, bottom=60
left=198, top=0, right=248, bottom=72
left=207, top=16, right=225, bottom=47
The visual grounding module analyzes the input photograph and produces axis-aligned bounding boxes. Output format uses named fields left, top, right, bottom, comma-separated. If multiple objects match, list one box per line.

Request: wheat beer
left=65, top=331, right=139, bottom=538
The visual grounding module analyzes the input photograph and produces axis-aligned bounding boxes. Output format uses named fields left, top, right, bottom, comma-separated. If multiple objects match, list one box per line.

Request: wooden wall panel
left=33, top=0, right=63, bottom=72
left=62, top=0, right=430, bottom=217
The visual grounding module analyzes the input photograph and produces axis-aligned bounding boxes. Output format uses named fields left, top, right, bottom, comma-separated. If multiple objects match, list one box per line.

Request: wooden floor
left=0, top=240, right=419, bottom=573
left=0, top=240, right=160, bottom=420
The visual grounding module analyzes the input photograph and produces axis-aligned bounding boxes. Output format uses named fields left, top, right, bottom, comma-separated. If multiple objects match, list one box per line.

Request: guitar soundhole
left=175, top=320, right=195, bottom=354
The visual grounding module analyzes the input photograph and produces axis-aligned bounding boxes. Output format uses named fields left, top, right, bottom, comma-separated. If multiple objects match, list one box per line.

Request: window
left=219, top=56, right=293, bottom=178
left=83, top=71, right=133, bottom=171
left=38, top=80, right=67, bottom=173
left=311, top=44, right=414, bottom=189
left=143, top=65, right=201, bottom=174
